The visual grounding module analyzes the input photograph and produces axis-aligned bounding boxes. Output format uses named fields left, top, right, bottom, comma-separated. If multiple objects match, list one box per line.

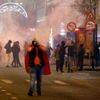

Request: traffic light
left=75, top=28, right=79, bottom=32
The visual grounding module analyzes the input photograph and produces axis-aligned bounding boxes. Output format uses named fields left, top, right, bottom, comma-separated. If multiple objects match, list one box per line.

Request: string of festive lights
left=0, top=2, right=28, bottom=18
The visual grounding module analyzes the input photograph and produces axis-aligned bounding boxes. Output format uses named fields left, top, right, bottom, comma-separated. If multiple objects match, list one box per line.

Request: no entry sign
left=67, top=22, right=76, bottom=32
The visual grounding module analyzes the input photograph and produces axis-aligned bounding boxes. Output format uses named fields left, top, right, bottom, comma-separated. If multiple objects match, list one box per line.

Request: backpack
left=34, top=48, right=40, bottom=65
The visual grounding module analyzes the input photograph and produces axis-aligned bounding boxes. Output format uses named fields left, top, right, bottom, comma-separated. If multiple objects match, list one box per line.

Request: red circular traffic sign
left=67, top=22, right=76, bottom=32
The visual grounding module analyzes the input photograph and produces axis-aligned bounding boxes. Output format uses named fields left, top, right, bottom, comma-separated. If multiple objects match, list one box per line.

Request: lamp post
left=89, top=0, right=97, bottom=68
left=90, top=0, right=97, bottom=44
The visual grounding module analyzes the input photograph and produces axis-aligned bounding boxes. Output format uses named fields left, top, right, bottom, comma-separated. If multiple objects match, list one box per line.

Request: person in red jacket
left=27, top=40, right=45, bottom=96
left=25, top=39, right=51, bottom=96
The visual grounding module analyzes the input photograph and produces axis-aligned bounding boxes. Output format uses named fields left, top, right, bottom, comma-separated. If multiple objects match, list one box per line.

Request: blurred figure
left=23, top=41, right=28, bottom=57
left=67, top=41, right=75, bottom=72
left=11, top=42, right=17, bottom=67
left=16, top=41, right=22, bottom=67
left=27, top=40, right=45, bottom=96
left=59, top=41, right=67, bottom=72
left=54, top=44, right=60, bottom=72
left=46, top=44, right=53, bottom=59
left=94, top=42, right=100, bottom=67
left=0, top=42, right=2, bottom=62
left=11, top=41, right=22, bottom=67
left=4, top=40, right=12, bottom=67
left=77, top=44, right=85, bottom=71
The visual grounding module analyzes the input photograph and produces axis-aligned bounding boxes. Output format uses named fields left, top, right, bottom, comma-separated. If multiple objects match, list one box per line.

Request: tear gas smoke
left=0, top=0, right=84, bottom=63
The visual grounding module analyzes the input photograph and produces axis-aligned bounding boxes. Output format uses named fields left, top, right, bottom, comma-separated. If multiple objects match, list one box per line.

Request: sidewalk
left=50, top=64, right=100, bottom=80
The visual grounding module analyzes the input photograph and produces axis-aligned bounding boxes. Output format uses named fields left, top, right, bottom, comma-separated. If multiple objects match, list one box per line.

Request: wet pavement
left=0, top=64, right=100, bottom=100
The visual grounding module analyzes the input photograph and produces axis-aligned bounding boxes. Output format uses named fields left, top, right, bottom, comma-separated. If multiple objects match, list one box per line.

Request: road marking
left=27, top=79, right=68, bottom=85
left=26, top=80, right=37, bottom=84
left=6, top=92, right=12, bottom=96
left=1, top=89, right=6, bottom=92
left=11, top=97, right=18, bottom=100
left=1, top=79, right=13, bottom=84
left=26, top=80, right=30, bottom=83
left=54, top=80, right=68, bottom=85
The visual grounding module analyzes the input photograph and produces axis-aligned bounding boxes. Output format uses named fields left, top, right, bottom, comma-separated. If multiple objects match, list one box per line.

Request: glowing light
left=97, top=34, right=100, bottom=37
left=0, top=2, right=28, bottom=18
left=49, top=28, right=53, bottom=48
left=75, top=28, right=79, bottom=32
left=60, top=22, right=66, bottom=36
left=37, top=17, right=46, bottom=23
left=29, top=28, right=36, bottom=32
left=20, top=2, right=23, bottom=5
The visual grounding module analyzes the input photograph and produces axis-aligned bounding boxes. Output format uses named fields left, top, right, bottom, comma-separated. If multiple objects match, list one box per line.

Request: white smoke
left=34, top=0, right=85, bottom=45
left=0, top=0, right=85, bottom=46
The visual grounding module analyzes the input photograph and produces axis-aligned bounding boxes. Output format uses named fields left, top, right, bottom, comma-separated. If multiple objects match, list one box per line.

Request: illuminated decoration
left=49, top=28, right=53, bottom=48
left=60, top=22, right=66, bottom=36
left=0, top=2, right=28, bottom=18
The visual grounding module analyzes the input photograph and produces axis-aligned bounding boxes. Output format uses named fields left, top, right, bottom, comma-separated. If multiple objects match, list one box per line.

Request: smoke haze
left=0, top=0, right=84, bottom=47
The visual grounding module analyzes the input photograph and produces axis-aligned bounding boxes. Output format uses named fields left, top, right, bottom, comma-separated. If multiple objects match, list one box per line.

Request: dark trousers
left=56, top=60, right=60, bottom=71
left=59, top=58, right=64, bottom=72
left=78, top=58, right=84, bottom=71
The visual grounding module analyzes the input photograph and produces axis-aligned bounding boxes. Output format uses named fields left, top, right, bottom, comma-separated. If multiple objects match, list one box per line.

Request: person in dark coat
left=11, top=42, right=17, bottom=67
left=0, top=42, right=2, bottom=62
left=4, top=40, right=12, bottom=67
left=11, top=41, right=22, bottom=67
left=27, top=40, right=45, bottom=96
left=94, top=42, right=100, bottom=67
left=67, top=41, right=75, bottom=72
left=78, top=44, right=85, bottom=71
left=59, top=41, right=67, bottom=72
left=16, top=41, right=22, bottom=67
left=54, top=44, right=60, bottom=72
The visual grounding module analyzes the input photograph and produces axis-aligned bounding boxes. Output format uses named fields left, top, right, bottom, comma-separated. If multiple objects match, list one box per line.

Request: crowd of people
left=54, top=40, right=77, bottom=72
left=50, top=40, right=100, bottom=72
left=4, top=40, right=22, bottom=67
left=0, top=39, right=100, bottom=96
left=0, top=38, right=100, bottom=95
left=0, top=39, right=100, bottom=70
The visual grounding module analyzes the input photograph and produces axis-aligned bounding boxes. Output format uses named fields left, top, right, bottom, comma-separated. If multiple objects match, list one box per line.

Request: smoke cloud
left=0, top=0, right=84, bottom=48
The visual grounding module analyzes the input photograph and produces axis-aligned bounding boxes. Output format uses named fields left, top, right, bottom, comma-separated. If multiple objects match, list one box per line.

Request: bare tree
left=73, top=0, right=100, bottom=24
